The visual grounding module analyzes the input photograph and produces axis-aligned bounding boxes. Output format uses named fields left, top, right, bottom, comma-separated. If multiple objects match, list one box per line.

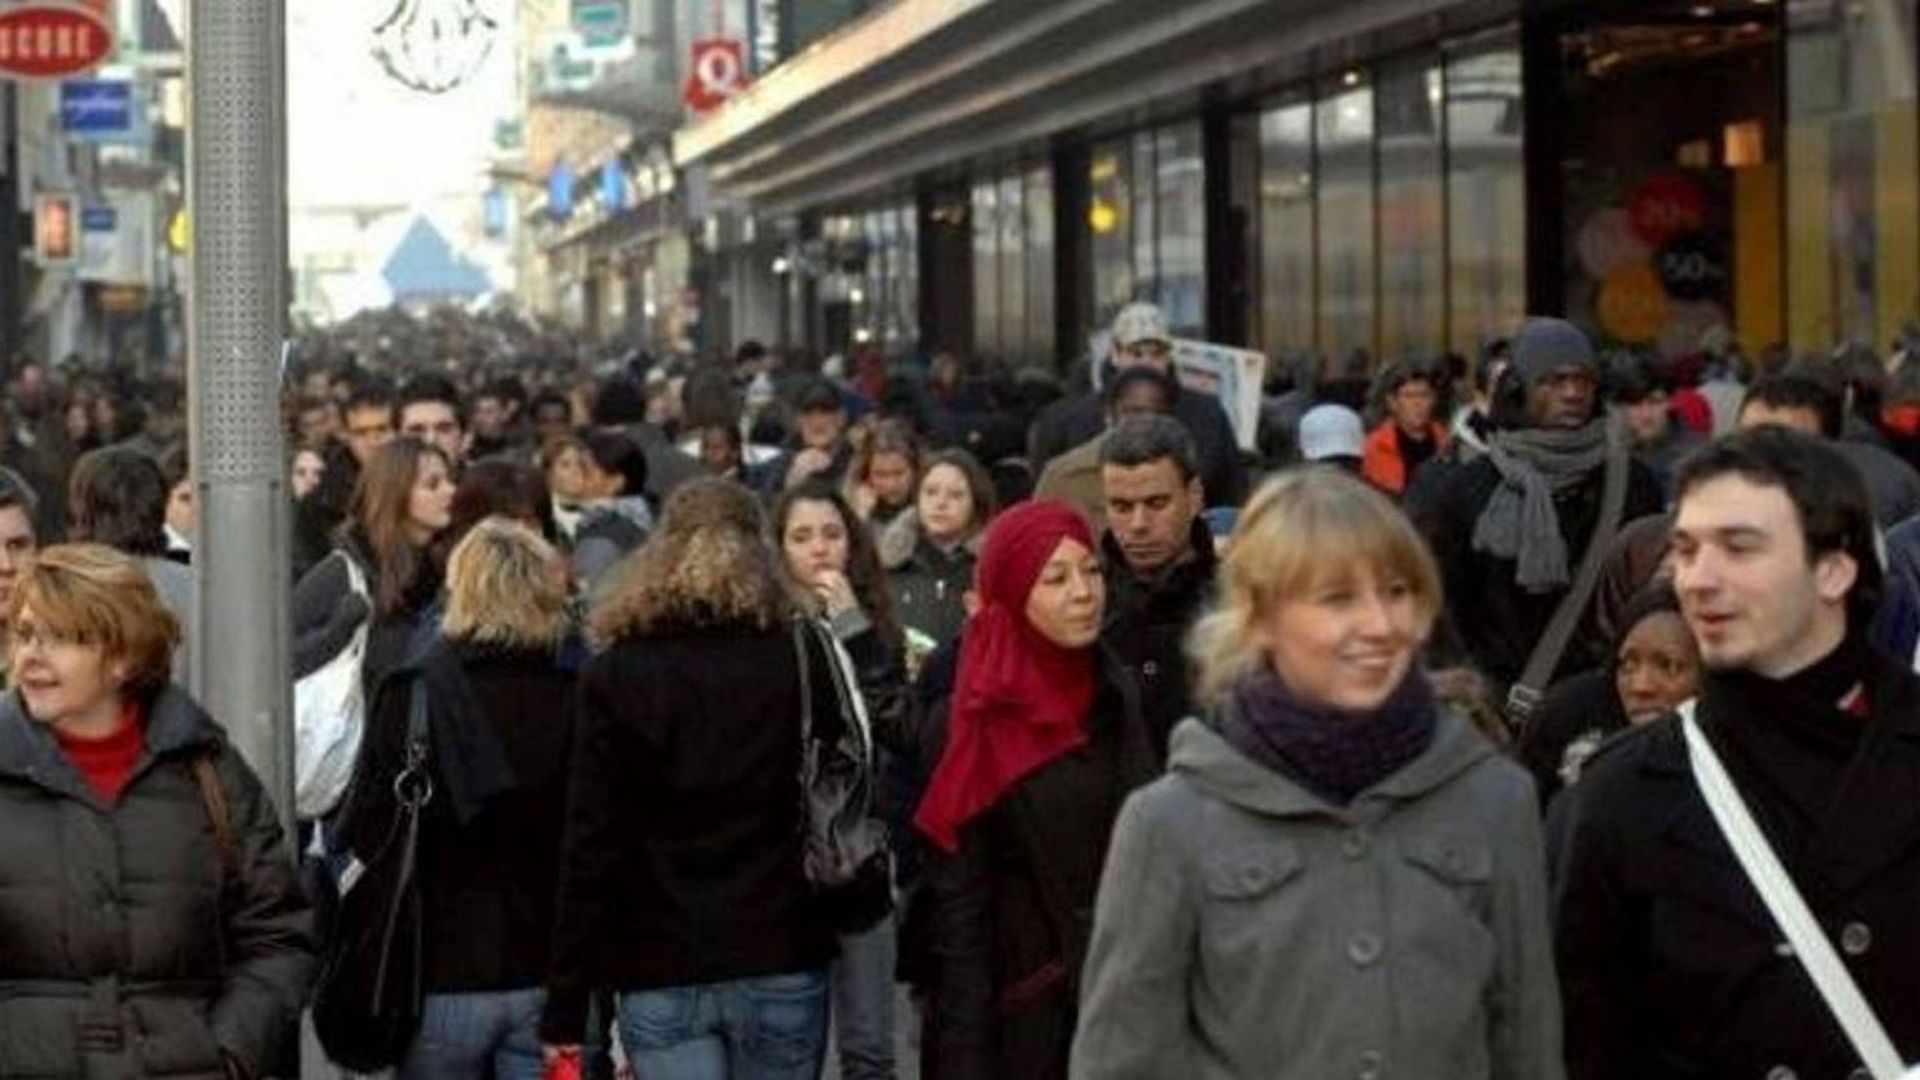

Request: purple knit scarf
left=1219, top=666, right=1438, bottom=806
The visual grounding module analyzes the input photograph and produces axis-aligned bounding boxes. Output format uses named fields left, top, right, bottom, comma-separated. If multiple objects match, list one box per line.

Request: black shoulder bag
left=312, top=677, right=432, bottom=1071
left=794, top=617, right=893, bottom=933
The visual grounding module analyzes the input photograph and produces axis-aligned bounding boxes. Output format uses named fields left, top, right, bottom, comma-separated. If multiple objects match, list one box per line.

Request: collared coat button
left=1840, top=922, right=1872, bottom=956
left=1766, top=1066, right=1796, bottom=1080
left=1358, top=1049, right=1385, bottom=1079
left=1341, top=830, right=1368, bottom=859
left=1347, top=933, right=1383, bottom=966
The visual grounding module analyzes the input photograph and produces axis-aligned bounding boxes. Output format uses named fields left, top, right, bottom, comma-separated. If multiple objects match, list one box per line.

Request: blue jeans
left=399, top=987, right=546, bottom=1080
left=831, top=915, right=897, bottom=1080
left=617, top=969, right=830, bottom=1080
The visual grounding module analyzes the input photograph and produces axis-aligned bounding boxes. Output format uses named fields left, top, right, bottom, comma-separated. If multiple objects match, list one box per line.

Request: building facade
left=670, top=0, right=1919, bottom=373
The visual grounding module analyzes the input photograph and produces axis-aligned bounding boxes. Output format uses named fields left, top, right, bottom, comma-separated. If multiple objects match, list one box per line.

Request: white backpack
left=293, top=552, right=371, bottom=821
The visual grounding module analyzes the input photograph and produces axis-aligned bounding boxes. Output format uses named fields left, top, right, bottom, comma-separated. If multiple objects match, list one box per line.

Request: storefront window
left=1089, top=140, right=1133, bottom=335
left=972, top=181, right=1000, bottom=359
left=999, top=173, right=1026, bottom=362
left=895, top=201, right=919, bottom=358
left=1132, top=132, right=1159, bottom=311
left=1258, top=99, right=1316, bottom=363
left=1318, top=77, right=1377, bottom=361
left=1556, top=12, right=1779, bottom=357
left=1157, top=123, right=1208, bottom=337
left=1446, top=33, right=1526, bottom=357
left=1787, top=0, right=1918, bottom=351
left=1377, top=56, right=1446, bottom=361
left=1025, top=166, right=1057, bottom=362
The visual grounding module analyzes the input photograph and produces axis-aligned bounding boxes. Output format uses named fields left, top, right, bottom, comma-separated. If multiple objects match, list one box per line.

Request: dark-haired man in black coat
left=1551, top=427, right=1920, bottom=1079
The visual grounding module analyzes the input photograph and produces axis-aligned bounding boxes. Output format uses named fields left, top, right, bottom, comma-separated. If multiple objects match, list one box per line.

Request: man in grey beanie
left=1409, top=317, right=1665, bottom=698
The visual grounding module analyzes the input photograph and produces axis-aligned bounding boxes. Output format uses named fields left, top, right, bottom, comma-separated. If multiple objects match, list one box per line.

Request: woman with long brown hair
left=541, top=479, right=843, bottom=1079
left=293, top=436, right=456, bottom=710
left=771, top=480, right=913, bottom=1080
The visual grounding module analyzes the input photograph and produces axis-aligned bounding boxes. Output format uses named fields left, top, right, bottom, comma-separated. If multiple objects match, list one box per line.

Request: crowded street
left=0, top=0, right=1916, bottom=1078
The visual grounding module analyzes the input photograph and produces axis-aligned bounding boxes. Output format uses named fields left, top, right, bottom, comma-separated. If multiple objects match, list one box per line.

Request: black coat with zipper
left=920, top=646, right=1159, bottom=1080
left=1549, top=653, right=1920, bottom=1079
left=0, top=686, right=314, bottom=1079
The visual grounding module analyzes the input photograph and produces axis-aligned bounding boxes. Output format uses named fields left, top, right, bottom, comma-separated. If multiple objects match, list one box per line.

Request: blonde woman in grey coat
left=1070, top=469, right=1563, bottom=1080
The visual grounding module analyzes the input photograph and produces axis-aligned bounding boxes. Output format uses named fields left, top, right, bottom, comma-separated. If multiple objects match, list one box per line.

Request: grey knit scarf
left=1471, top=419, right=1610, bottom=592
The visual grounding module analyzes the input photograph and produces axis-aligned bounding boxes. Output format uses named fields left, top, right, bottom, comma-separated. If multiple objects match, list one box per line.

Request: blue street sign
left=601, top=161, right=627, bottom=212
left=548, top=162, right=575, bottom=219
left=60, top=80, right=133, bottom=138
left=81, top=203, right=115, bottom=232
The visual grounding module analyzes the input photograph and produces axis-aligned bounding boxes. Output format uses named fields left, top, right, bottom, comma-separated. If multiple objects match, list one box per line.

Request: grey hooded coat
left=1071, top=714, right=1564, bottom=1080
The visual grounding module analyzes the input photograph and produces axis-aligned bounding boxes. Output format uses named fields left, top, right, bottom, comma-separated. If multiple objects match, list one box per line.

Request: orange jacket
left=1361, top=421, right=1448, bottom=494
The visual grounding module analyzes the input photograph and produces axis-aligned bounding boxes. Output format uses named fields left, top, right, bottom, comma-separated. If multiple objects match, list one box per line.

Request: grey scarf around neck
left=1471, top=418, right=1611, bottom=592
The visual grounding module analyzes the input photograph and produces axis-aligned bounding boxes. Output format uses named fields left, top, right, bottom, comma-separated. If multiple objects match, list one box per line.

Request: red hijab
left=914, top=500, right=1099, bottom=853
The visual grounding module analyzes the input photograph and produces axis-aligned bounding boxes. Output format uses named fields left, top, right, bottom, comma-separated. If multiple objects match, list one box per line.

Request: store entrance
left=1551, top=0, right=1783, bottom=356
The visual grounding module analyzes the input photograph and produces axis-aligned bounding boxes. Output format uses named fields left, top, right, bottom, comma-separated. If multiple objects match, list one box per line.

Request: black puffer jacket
left=0, top=687, right=314, bottom=1079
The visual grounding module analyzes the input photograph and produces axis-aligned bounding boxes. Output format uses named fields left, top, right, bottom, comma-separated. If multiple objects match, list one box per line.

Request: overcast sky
left=286, top=0, right=516, bottom=212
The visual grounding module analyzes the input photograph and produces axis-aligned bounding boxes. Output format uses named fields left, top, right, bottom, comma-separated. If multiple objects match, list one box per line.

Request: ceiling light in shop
left=1724, top=120, right=1765, bottom=167
left=1089, top=199, right=1119, bottom=234
left=1341, top=69, right=1362, bottom=87
left=1690, top=4, right=1714, bottom=16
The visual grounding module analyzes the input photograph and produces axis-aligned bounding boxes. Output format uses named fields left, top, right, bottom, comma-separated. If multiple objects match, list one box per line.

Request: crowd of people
left=0, top=295, right=1914, bottom=1079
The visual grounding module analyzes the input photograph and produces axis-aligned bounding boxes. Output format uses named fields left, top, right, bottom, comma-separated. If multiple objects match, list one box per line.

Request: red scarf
left=914, top=500, right=1098, bottom=853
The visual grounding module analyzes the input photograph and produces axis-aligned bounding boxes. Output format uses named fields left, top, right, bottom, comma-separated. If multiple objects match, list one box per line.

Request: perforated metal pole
left=186, top=0, right=293, bottom=828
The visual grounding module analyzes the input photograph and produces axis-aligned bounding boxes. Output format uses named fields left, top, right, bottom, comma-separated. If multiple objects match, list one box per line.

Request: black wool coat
left=920, top=647, right=1160, bottom=1080
left=1409, top=452, right=1663, bottom=690
left=1099, top=521, right=1217, bottom=755
left=539, top=623, right=841, bottom=1044
left=337, top=640, right=579, bottom=994
left=1549, top=655, right=1920, bottom=1079
left=0, top=687, right=313, bottom=1079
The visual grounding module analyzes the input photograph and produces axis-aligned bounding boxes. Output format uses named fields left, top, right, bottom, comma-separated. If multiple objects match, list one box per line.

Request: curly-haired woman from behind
left=540, top=478, right=842, bottom=1079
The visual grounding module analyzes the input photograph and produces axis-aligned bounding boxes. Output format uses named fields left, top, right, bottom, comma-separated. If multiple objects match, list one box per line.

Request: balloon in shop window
left=1597, top=263, right=1671, bottom=345
left=1627, top=171, right=1708, bottom=249
left=1655, top=232, right=1730, bottom=303
left=1575, top=207, right=1652, bottom=281
left=1657, top=300, right=1730, bottom=360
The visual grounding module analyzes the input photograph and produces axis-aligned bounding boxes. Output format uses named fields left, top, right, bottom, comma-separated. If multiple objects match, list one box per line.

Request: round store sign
left=0, top=4, right=113, bottom=80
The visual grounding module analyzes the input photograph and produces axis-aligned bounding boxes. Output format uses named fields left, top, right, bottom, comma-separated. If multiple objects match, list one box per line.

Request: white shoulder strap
left=1678, top=700, right=1912, bottom=1079
left=340, top=550, right=369, bottom=603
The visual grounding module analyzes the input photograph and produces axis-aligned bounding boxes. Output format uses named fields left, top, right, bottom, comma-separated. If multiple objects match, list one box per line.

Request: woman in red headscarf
left=913, top=499, right=1160, bottom=1080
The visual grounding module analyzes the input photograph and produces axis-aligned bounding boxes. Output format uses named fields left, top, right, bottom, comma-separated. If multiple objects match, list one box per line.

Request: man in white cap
left=1029, top=302, right=1246, bottom=507
left=1295, top=403, right=1366, bottom=473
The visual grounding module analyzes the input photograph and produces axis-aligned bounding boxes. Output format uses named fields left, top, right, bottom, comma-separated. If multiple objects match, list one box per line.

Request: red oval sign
left=0, top=4, right=113, bottom=80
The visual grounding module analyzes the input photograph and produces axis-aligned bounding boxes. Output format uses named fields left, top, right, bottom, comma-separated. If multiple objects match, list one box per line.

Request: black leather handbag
left=311, top=678, right=432, bottom=1071
left=793, top=617, right=893, bottom=932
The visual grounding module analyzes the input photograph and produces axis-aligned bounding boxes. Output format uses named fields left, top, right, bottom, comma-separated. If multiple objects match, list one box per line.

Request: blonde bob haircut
left=1190, top=467, right=1442, bottom=707
left=441, top=516, right=570, bottom=650
left=9, top=543, right=181, bottom=694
